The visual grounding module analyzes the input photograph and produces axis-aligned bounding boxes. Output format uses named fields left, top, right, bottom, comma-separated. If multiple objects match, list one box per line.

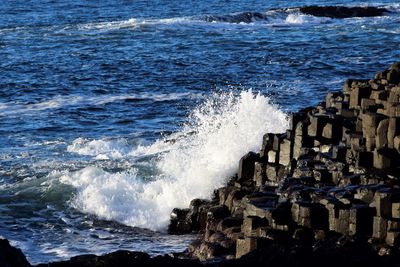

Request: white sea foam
left=67, top=136, right=164, bottom=160
left=78, top=17, right=196, bottom=31
left=67, top=138, right=132, bottom=160
left=78, top=18, right=139, bottom=31
left=61, top=90, right=289, bottom=230
left=283, top=13, right=331, bottom=25
left=285, top=14, right=307, bottom=24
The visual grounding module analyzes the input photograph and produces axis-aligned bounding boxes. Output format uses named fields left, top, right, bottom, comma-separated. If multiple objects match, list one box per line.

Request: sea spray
left=62, top=90, right=289, bottom=230
left=67, top=138, right=132, bottom=159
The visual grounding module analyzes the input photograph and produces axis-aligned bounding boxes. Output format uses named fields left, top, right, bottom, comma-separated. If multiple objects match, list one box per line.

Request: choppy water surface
left=0, top=0, right=399, bottom=264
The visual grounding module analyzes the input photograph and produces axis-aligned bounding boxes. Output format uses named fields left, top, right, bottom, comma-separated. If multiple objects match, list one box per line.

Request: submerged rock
left=204, top=12, right=267, bottom=24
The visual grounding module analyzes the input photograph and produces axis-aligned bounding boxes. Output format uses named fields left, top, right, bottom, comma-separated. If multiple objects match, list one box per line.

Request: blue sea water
left=0, top=0, right=400, bottom=264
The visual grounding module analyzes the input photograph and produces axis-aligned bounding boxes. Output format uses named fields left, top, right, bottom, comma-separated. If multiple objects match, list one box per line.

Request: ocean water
left=0, top=0, right=399, bottom=264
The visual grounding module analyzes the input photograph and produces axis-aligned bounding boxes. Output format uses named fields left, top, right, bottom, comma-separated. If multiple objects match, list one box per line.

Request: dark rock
left=376, top=118, right=389, bottom=149
left=373, top=148, right=399, bottom=169
left=289, top=112, right=307, bottom=132
left=235, top=237, right=258, bottom=259
left=242, top=216, right=269, bottom=236
left=308, top=114, right=328, bottom=138
left=388, top=118, right=400, bottom=148
left=192, top=241, right=227, bottom=261
left=217, top=217, right=243, bottom=232
left=266, top=163, right=286, bottom=184
left=386, top=231, right=400, bottom=246
left=349, top=205, right=375, bottom=236
left=68, top=251, right=150, bottom=267
left=204, top=12, right=267, bottom=24
left=253, top=162, right=266, bottom=187
left=293, top=228, right=314, bottom=245
left=0, top=238, right=31, bottom=267
left=260, top=133, right=274, bottom=158
left=373, top=216, right=387, bottom=240
left=34, top=249, right=204, bottom=267
left=278, top=138, right=292, bottom=166
left=169, top=208, right=191, bottom=234
left=238, top=152, right=260, bottom=182
left=206, top=205, right=231, bottom=231
left=218, top=187, right=249, bottom=213
left=299, top=5, right=388, bottom=19
left=387, top=69, right=400, bottom=84
left=349, top=84, right=372, bottom=109
left=272, top=202, right=292, bottom=225
left=293, top=121, right=313, bottom=160
left=187, top=199, right=211, bottom=231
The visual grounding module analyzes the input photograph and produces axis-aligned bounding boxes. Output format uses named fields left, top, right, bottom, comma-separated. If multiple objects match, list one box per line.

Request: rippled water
left=1, top=0, right=400, bottom=264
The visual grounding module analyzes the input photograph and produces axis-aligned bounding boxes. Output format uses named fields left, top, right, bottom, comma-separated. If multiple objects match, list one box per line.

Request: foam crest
left=78, top=17, right=195, bottom=31
left=61, top=90, right=289, bottom=230
left=284, top=13, right=331, bottom=25
left=285, top=14, right=307, bottom=24
left=67, top=138, right=131, bottom=160
left=157, top=90, right=289, bottom=195
left=79, top=18, right=139, bottom=31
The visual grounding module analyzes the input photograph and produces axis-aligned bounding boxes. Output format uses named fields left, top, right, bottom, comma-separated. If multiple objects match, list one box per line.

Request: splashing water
left=61, top=90, right=289, bottom=230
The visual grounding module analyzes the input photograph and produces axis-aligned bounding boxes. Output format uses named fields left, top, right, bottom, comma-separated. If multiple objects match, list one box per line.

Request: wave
left=67, top=138, right=133, bottom=160
left=62, top=90, right=289, bottom=230
left=2, top=4, right=398, bottom=36
left=0, top=92, right=200, bottom=116
left=67, top=135, right=175, bottom=160
left=77, top=11, right=329, bottom=32
left=74, top=4, right=399, bottom=33
left=75, top=16, right=210, bottom=33
left=77, top=17, right=195, bottom=31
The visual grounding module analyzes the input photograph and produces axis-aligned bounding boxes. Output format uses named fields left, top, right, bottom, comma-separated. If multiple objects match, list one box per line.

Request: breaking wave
left=2, top=4, right=398, bottom=36
left=62, top=90, right=289, bottom=230
left=77, top=11, right=330, bottom=32
left=75, top=4, right=399, bottom=32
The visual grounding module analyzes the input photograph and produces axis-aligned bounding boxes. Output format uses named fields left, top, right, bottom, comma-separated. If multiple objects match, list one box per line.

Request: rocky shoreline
left=2, top=62, right=400, bottom=266
left=169, top=62, right=400, bottom=264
